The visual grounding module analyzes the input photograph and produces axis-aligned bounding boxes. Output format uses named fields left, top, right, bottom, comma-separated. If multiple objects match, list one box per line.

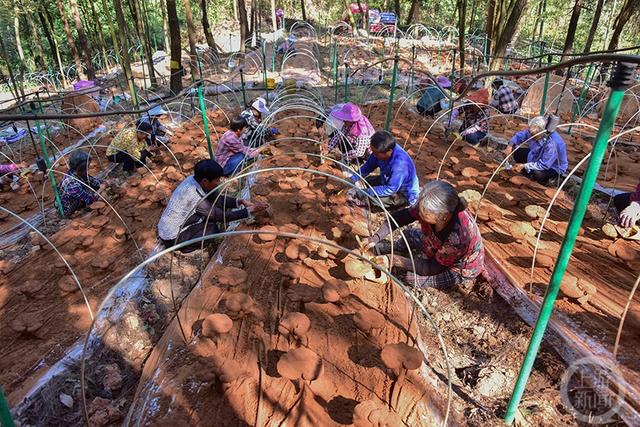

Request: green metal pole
left=239, top=68, right=248, bottom=107
left=197, top=84, right=213, bottom=159
left=384, top=55, right=399, bottom=131
left=0, top=386, right=15, bottom=427
left=35, top=114, right=65, bottom=217
left=333, top=39, right=338, bottom=104
left=539, top=54, right=552, bottom=116
left=262, top=43, right=269, bottom=106
left=503, top=62, right=635, bottom=425
left=569, top=64, right=595, bottom=134
left=450, top=49, right=457, bottom=83
left=343, top=63, right=349, bottom=103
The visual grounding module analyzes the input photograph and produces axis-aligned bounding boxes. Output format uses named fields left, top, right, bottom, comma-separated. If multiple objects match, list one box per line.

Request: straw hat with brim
left=466, top=88, right=489, bottom=106
left=251, top=98, right=270, bottom=115
left=436, top=76, right=452, bottom=88
left=330, top=103, right=362, bottom=122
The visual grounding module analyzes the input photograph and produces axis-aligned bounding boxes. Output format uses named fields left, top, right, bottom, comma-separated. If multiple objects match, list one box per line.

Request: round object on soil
left=20, top=280, right=44, bottom=297
left=321, top=280, right=350, bottom=303
left=290, top=177, right=309, bottom=189
left=380, top=342, right=423, bottom=371
left=216, top=266, right=248, bottom=287
left=11, top=313, right=43, bottom=334
left=461, top=167, right=479, bottom=178
left=285, top=243, right=300, bottom=260
left=316, top=245, right=330, bottom=259
left=297, top=211, right=317, bottom=227
left=252, top=185, right=271, bottom=196
left=225, top=293, right=254, bottom=316
left=202, top=313, right=233, bottom=337
left=509, top=221, right=536, bottom=239
left=228, top=248, right=250, bottom=261
left=461, top=146, right=477, bottom=156
left=278, top=312, right=311, bottom=338
left=258, top=226, right=278, bottom=242
left=612, top=241, right=638, bottom=262
left=459, top=189, right=482, bottom=208
left=559, top=275, right=583, bottom=299
left=353, top=400, right=402, bottom=427
left=525, top=205, right=546, bottom=220
left=89, top=201, right=106, bottom=210
left=601, top=223, right=618, bottom=239
left=345, top=258, right=373, bottom=278
left=476, top=176, right=490, bottom=185
left=536, top=254, right=555, bottom=269
left=91, top=216, right=110, bottom=228
left=58, top=276, right=78, bottom=293
left=280, top=263, right=301, bottom=280
left=280, top=223, right=301, bottom=235
left=509, top=175, right=528, bottom=187
left=450, top=156, right=460, bottom=165
left=544, top=188, right=566, bottom=200
left=353, top=309, right=385, bottom=334
left=351, top=221, right=369, bottom=237
left=276, top=347, right=323, bottom=381
left=114, top=227, right=127, bottom=240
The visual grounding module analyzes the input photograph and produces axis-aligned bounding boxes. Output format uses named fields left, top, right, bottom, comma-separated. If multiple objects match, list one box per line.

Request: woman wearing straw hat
left=325, top=102, right=375, bottom=163
left=240, top=97, right=279, bottom=147
left=416, top=76, right=452, bottom=117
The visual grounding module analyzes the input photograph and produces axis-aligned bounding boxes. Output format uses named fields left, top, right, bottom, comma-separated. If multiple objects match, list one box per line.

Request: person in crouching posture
left=157, top=159, right=268, bottom=253
left=59, top=151, right=102, bottom=217
left=365, top=180, right=484, bottom=289
left=215, top=116, right=262, bottom=176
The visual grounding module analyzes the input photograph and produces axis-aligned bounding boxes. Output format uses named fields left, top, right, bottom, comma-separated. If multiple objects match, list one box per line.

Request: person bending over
left=107, top=121, right=159, bottom=174
left=324, top=103, right=374, bottom=163
left=416, top=76, right=451, bottom=117
left=240, top=97, right=278, bottom=147
left=0, top=162, right=26, bottom=191
left=365, top=180, right=484, bottom=289
left=451, top=88, right=490, bottom=146
left=614, top=181, right=640, bottom=228
left=59, top=151, right=102, bottom=217
left=157, top=159, right=268, bottom=253
left=138, top=105, right=171, bottom=145
left=505, top=116, right=568, bottom=185
left=490, top=79, right=519, bottom=114
left=349, top=130, right=420, bottom=209
left=215, top=116, right=262, bottom=176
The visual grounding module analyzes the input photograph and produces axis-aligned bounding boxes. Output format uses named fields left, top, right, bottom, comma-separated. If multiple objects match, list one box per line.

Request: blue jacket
left=351, top=145, right=420, bottom=205
left=510, top=130, right=568, bottom=174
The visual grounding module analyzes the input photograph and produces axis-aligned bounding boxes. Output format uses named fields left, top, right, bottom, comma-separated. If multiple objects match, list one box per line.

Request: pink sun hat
left=436, top=76, right=452, bottom=88
left=330, top=103, right=362, bottom=122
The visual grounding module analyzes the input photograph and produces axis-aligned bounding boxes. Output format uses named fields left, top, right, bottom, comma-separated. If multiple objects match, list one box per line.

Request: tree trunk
left=238, top=0, right=249, bottom=52
left=270, top=0, right=277, bottom=31
left=69, top=0, right=96, bottom=79
left=55, top=0, right=87, bottom=80
left=485, top=0, right=495, bottom=58
left=342, top=0, right=357, bottom=32
left=300, top=0, right=307, bottom=21
left=13, top=4, right=28, bottom=72
left=24, top=3, right=47, bottom=70
left=490, top=0, right=528, bottom=69
left=394, top=0, right=400, bottom=22
left=132, top=0, right=157, bottom=86
left=0, top=32, right=23, bottom=98
left=88, top=0, right=111, bottom=70
left=201, top=0, right=219, bottom=55
left=233, top=0, right=238, bottom=20
left=562, top=0, right=582, bottom=54
left=458, top=0, right=467, bottom=73
left=469, top=0, right=478, bottom=29
left=183, top=0, right=199, bottom=80
left=40, top=5, right=67, bottom=87
left=583, top=0, right=605, bottom=52
left=607, top=0, right=639, bottom=51
left=100, top=0, right=120, bottom=69
left=166, top=0, right=183, bottom=92
left=406, top=0, right=420, bottom=25
left=538, top=0, right=546, bottom=41
left=113, top=0, right=137, bottom=99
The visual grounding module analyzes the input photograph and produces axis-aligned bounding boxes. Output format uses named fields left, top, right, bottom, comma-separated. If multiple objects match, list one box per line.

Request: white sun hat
left=251, top=97, right=270, bottom=115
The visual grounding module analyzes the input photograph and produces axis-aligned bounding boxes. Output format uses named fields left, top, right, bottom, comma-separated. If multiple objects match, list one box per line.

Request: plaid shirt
left=493, top=86, right=518, bottom=113
left=59, top=170, right=101, bottom=216
left=328, top=122, right=371, bottom=162
left=240, top=109, right=271, bottom=146
left=457, top=106, right=489, bottom=136
left=215, top=130, right=257, bottom=167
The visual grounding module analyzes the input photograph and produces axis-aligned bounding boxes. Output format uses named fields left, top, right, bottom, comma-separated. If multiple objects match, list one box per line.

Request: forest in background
left=0, top=0, right=639, bottom=87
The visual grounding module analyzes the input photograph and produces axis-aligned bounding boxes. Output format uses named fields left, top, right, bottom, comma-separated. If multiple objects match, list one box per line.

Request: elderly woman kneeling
left=366, top=180, right=484, bottom=289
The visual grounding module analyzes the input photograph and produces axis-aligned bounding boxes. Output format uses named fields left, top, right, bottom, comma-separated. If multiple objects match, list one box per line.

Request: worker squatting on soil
left=0, top=162, right=26, bottom=191
left=323, top=103, right=375, bottom=163
left=416, top=76, right=452, bottom=117
left=215, top=116, right=265, bottom=176
left=157, top=159, right=269, bottom=253
left=349, top=130, right=420, bottom=209
left=490, top=79, right=519, bottom=115
left=615, top=181, right=640, bottom=228
left=137, top=105, right=172, bottom=146
left=58, top=151, right=102, bottom=217
left=107, top=121, right=160, bottom=174
left=451, top=88, right=491, bottom=146
left=365, top=180, right=485, bottom=289
left=240, top=97, right=279, bottom=147
left=505, top=116, right=569, bottom=185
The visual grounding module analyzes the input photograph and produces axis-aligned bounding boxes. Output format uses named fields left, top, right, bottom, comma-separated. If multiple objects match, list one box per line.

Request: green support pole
left=539, top=54, right=552, bottom=116
left=239, top=68, right=248, bottom=107
left=503, top=62, right=635, bottom=425
left=569, top=64, right=595, bottom=134
left=35, top=115, right=65, bottom=217
left=0, top=386, right=15, bottom=427
left=483, top=33, right=488, bottom=65
left=197, top=84, right=213, bottom=159
left=450, top=49, right=457, bottom=83
left=343, top=63, right=349, bottom=103
left=409, top=45, right=416, bottom=93
left=262, top=43, right=269, bottom=106
left=333, top=40, right=338, bottom=104
left=384, top=55, right=400, bottom=131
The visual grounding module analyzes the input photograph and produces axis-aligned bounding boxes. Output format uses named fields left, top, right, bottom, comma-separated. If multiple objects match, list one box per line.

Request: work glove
left=620, top=201, right=640, bottom=228
left=271, top=127, right=280, bottom=135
